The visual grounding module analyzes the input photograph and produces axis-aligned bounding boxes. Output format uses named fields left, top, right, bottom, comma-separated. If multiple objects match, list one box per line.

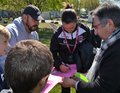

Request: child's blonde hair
left=0, top=25, right=10, bottom=40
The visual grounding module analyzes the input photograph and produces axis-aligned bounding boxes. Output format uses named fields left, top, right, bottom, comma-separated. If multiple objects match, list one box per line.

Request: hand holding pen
left=60, top=62, right=71, bottom=73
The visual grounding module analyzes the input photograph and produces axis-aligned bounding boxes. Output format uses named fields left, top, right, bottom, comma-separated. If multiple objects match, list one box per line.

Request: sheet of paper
left=41, top=64, right=76, bottom=93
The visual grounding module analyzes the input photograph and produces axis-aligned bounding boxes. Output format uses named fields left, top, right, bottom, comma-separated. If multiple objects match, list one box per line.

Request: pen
left=62, top=62, right=71, bottom=70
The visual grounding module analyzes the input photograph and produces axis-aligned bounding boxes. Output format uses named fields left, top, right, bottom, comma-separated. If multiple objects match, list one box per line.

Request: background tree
left=61, top=0, right=99, bottom=14
left=0, top=0, right=48, bottom=12
left=80, top=0, right=99, bottom=11
left=0, top=0, right=100, bottom=18
left=45, top=0, right=63, bottom=11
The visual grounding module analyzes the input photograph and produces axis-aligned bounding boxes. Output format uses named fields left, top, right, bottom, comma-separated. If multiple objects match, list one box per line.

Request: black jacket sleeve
left=50, top=32, right=62, bottom=70
left=76, top=41, right=94, bottom=73
left=76, top=23, right=95, bottom=73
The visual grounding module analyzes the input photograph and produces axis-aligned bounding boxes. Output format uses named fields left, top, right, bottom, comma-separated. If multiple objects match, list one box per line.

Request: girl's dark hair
left=65, top=3, right=73, bottom=9
left=62, top=10, right=77, bottom=23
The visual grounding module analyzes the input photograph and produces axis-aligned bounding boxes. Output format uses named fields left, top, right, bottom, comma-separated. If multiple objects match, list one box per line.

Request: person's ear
left=33, top=75, right=49, bottom=93
left=38, top=75, right=49, bottom=87
left=22, top=14, right=28, bottom=22
left=107, top=19, right=115, bottom=32
left=107, top=19, right=113, bottom=26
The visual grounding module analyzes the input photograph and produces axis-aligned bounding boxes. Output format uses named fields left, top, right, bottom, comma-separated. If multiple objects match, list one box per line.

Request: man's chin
left=29, top=27, right=38, bottom=32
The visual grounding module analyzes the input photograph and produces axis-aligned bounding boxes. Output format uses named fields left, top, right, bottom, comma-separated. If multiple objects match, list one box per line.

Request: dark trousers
left=61, top=86, right=70, bottom=93
left=61, top=86, right=79, bottom=93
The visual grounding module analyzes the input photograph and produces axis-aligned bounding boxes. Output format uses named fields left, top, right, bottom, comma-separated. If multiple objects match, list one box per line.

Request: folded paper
left=41, top=64, right=77, bottom=93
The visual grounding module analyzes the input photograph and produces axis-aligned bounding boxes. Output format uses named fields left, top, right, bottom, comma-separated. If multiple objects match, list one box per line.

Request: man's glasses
left=92, top=23, right=101, bottom=29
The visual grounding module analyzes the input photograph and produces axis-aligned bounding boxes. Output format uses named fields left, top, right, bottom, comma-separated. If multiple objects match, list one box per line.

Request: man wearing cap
left=0, top=5, right=43, bottom=71
left=6, top=4, right=43, bottom=47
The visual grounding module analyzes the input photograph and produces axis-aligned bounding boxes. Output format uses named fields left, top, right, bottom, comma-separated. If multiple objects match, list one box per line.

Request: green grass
left=50, top=85, right=61, bottom=93
left=39, top=22, right=61, bottom=29
left=38, top=28, right=53, bottom=47
left=39, top=23, right=52, bottom=29
left=50, top=85, right=76, bottom=93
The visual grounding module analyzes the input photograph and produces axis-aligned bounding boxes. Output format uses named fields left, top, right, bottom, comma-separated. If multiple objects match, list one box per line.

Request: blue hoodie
left=6, top=17, right=39, bottom=47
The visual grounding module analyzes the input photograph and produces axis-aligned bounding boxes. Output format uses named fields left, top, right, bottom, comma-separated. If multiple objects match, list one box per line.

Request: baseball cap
left=22, top=5, right=44, bottom=20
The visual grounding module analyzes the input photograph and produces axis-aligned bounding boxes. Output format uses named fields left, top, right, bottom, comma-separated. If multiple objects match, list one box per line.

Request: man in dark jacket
left=62, top=2, right=120, bottom=93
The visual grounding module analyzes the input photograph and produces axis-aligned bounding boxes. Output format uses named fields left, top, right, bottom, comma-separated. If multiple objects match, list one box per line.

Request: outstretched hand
left=61, top=77, right=76, bottom=88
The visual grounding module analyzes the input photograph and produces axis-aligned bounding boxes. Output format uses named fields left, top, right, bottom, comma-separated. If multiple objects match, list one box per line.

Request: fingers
left=70, top=75, right=81, bottom=81
left=60, top=64, right=70, bottom=73
left=61, top=77, right=76, bottom=88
